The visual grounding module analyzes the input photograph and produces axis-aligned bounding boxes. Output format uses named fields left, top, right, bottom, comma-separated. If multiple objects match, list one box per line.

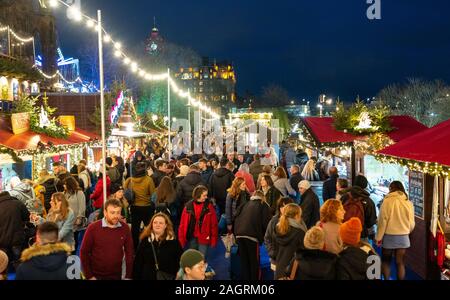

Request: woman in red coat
left=90, top=173, right=111, bottom=209
left=178, top=185, right=218, bottom=259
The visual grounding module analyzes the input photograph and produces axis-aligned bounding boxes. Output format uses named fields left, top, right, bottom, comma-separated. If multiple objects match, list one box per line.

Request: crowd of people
left=0, top=141, right=416, bottom=281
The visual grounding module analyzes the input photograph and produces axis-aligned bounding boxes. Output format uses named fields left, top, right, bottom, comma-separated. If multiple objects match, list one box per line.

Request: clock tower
left=145, top=17, right=164, bottom=56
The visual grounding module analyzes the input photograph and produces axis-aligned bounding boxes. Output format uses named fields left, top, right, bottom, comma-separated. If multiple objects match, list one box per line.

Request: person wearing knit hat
left=295, top=226, right=338, bottom=280
left=0, top=250, right=8, bottom=280
left=177, top=249, right=206, bottom=280
left=340, top=217, right=362, bottom=246
left=336, top=217, right=376, bottom=280
left=298, top=180, right=320, bottom=229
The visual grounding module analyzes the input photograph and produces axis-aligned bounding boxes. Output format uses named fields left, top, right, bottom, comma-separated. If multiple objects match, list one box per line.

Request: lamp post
left=167, top=68, right=171, bottom=156
left=97, top=10, right=107, bottom=205
left=317, top=104, right=323, bottom=117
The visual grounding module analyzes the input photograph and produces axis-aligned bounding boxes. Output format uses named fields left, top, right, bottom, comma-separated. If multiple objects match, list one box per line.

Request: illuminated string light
left=48, top=0, right=59, bottom=8
left=50, top=0, right=220, bottom=119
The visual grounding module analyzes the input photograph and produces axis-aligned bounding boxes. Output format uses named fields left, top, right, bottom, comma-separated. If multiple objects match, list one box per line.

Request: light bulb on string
left=104, top=34, right=111, bottom=43
left=48, top=0, right=58, bottom=7
left=114, top=50, right=121, bottom=57
left=86, top=19, right=94, bottom=27
left=123, top=57, right=130, bottom=65
left=114, top=42, right=122, bottom=50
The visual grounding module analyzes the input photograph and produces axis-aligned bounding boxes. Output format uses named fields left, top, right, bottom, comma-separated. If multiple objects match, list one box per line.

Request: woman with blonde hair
left=225, top=177, right=251, bottom=233
left=271, top=166, right=296, bottom=197
left=318, top=199, right=345, bottom=254
left=301, top=159, right=320, bottom=182
left=30, top=192, right=75, bottom=250
left=133, top=213, right=183, bottom=280
left=273, top=203, right=307, bottom=279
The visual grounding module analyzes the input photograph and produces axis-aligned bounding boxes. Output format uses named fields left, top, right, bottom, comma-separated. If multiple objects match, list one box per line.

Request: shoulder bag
left=149, top=238, right=175, bottom=280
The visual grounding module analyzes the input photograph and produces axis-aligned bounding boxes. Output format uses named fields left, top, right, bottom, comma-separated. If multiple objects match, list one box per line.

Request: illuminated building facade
left=175, top=57, right=236, bottom=114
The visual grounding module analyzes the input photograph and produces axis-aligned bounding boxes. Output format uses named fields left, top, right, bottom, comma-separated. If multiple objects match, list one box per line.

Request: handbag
left=149, top=237, right=175, bottom=280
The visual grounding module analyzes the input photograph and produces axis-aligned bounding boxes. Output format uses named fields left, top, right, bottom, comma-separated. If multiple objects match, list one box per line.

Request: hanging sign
left=11, top=112, right=30, bottom=134
left=409, top=170, right=425, bottom=219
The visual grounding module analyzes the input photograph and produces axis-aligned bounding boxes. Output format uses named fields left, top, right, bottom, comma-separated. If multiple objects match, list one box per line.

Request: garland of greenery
left=332, top=101, right=392, bottom=135
left=0, top=145, right=24, bottom=163
left=12, top=95, right=70, bottom=139
left=375, top=154, right=450, bottom=178
left=0, top=57, right=43, bottom=81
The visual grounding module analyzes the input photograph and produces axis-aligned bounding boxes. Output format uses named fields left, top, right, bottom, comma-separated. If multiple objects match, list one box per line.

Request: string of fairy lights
left=46, top=0, right=220, bottom=119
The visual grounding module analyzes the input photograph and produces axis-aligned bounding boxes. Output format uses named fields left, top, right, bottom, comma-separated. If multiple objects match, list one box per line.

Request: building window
left=199, top=88, right=204, bottom=93
left=199, top=81, right=203, bottom=86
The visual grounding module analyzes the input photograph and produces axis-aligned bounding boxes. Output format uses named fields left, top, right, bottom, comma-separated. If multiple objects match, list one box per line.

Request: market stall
left=377, top=118, right=450, bottom=280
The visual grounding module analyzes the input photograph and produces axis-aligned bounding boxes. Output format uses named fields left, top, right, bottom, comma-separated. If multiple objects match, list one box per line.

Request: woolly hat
left=304, top=226, right=325, bottom=250
left=354, top=175, right=368, bottom=189
left=180, top=249, right=204, bottom=270
left=179, top=165, right=190, bottom=177
left=110, top=184, right=123, bottom=195
left=340, top=217, right=363, bottom=246
left=0, top=250, right=8, bottom=274
left=298, top=180, right=311, bottom=190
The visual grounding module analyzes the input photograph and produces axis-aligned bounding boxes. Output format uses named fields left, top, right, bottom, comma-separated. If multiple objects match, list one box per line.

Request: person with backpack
left=273, top=203, right=307, bottom=279
left=124, top=162, right=156, bottom=250
left=353, top=175, right=378, bottom=242
left=234, top=191, right=272, bottom=280
left=9, top=177, right=42, bottom=215
left=315, top=151, right=332, bottom=181
left=336, top=217, right=377, bottom=280
left=225, top=177, right=251, bottom=234
left=298, top=180, right=320, bottom=229
left=343, top=185, right=377, bottom=242
left=264, top=197, right=295, bottom=273
left=178, top=185, right=218, bottom=260
left=271, top=167, right=296, bottom=197
left=376, top=181, right=415, bottom=281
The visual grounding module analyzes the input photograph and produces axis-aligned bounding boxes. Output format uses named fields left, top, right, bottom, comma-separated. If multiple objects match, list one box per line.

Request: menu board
left=409, top=171, right=424, bottom=219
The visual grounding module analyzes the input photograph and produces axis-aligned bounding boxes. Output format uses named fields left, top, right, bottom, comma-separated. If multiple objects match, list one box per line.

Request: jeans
left=187, top=238, right=209, bottom=261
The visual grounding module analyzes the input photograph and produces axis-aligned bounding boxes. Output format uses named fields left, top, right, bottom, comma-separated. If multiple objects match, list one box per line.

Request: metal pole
left=32, top=38, right=36, bottom=65
left=98, top=10, right=107, bottom=205
left=167, top=68, right=171, bottom=156
left=188, top=88, right=191, bottom=136
left=7, top=26, right=11, bottom=56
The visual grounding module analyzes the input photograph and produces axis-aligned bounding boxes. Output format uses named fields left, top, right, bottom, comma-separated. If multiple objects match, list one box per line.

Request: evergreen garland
left=0, top=57, right=43, bottom=81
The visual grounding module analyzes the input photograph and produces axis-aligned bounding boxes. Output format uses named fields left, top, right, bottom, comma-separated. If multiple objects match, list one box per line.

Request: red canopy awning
left=378, top=119, right=450, bottom=167
left=301, top=115, right=427, bottom=146
left=0, top=128, right=100, bottom=151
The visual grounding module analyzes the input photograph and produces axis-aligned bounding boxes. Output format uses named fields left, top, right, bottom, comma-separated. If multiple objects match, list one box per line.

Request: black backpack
left=315, top=160, right=329, bottom=181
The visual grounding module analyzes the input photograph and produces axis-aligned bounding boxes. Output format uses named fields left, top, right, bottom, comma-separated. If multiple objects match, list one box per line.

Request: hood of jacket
left=275, top=221, right=306, bottom=246
left=20, top=243, right=71, bottom=271
left=214, top=167, right=233, bottom=178
left=130, top=175, right=149, bottom=184
left=37, top=175, right=57, bottom=186
left=11, top=182, right=32, bottom=195
left=298, top=249, right=338, bottom=278
left=0, top=191, right=14, bottom=204
left=183, top=171, right=203, bottom=186
left=339, top=246, right=369, bottom=275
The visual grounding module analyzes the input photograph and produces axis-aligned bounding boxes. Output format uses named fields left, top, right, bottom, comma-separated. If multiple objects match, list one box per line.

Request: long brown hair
left=64, top=176, right=81, bottom=195
left=276, top=203, right=302, bottom=236
left=156, top=176, right=175, bottom=204
left=273, top=167, right=287, bottom=179
left=139, top=213, right=175, bottom=241
left=227, top=177, right=246, bottom=199
left=258, top=175, right=274, bottom=189
left=320, top=199, right=344, bottom=224
left=49, top=192, right=70, bottom=221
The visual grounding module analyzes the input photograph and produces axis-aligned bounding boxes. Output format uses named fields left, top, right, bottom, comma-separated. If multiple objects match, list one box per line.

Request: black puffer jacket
left=176, top=171, right=205, bottom=216
left=209, top=168, right=235, bottom=208
left=0, top=192, right=29, bottom=250
left=336, top=245, right=375, bottom=280
left=296, top=249, right=338, bottom=280
left=41, top=177, right=59, bottom=212
left=15, top=243, right=71, bottom=280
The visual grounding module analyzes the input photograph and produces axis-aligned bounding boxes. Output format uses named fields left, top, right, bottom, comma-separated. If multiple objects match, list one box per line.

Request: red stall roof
left=378, top=118, right=450, bottom=167
left=0, top=128, right=100, bottom=151
left=301, top=116, right=427, bottom=145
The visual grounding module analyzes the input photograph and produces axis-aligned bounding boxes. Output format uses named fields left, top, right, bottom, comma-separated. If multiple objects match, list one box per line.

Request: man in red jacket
left=80, top=199, right=134, bottom=280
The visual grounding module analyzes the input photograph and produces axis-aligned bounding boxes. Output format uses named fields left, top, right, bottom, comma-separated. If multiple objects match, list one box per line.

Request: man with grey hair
left=322, top=166, right=339, bottom=202
left=289, top=165, right=304, bottom=202
left=298, top=180, right=320, bottom=229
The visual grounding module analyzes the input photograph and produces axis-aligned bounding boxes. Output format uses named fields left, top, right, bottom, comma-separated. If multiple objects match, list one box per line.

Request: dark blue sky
left=55, top=0, right=450, bottom=102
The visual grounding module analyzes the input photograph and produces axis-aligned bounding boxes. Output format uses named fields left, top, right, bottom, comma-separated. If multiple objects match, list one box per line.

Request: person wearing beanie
left=124, top=162, right=156, bottom=250
left=176, top=249, right=206, bottom=280
left=295, top=226, right=338, bottom=280
left=336, top=217, right=377, bottom=280
left=172, top=165, right=189, bottom=192
left=0, top=250, right=8, bottom=280
left=298, top=180, right=320, bottom=229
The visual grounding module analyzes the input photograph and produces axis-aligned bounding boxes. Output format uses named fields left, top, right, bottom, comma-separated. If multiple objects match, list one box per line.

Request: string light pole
left=97, top=9, right=107, bottom=205
left=167, top=68, right=171, bottom=156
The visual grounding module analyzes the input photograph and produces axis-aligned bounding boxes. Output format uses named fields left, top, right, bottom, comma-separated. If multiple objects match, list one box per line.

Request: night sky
left=55, top=0, right=450, bottom=103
